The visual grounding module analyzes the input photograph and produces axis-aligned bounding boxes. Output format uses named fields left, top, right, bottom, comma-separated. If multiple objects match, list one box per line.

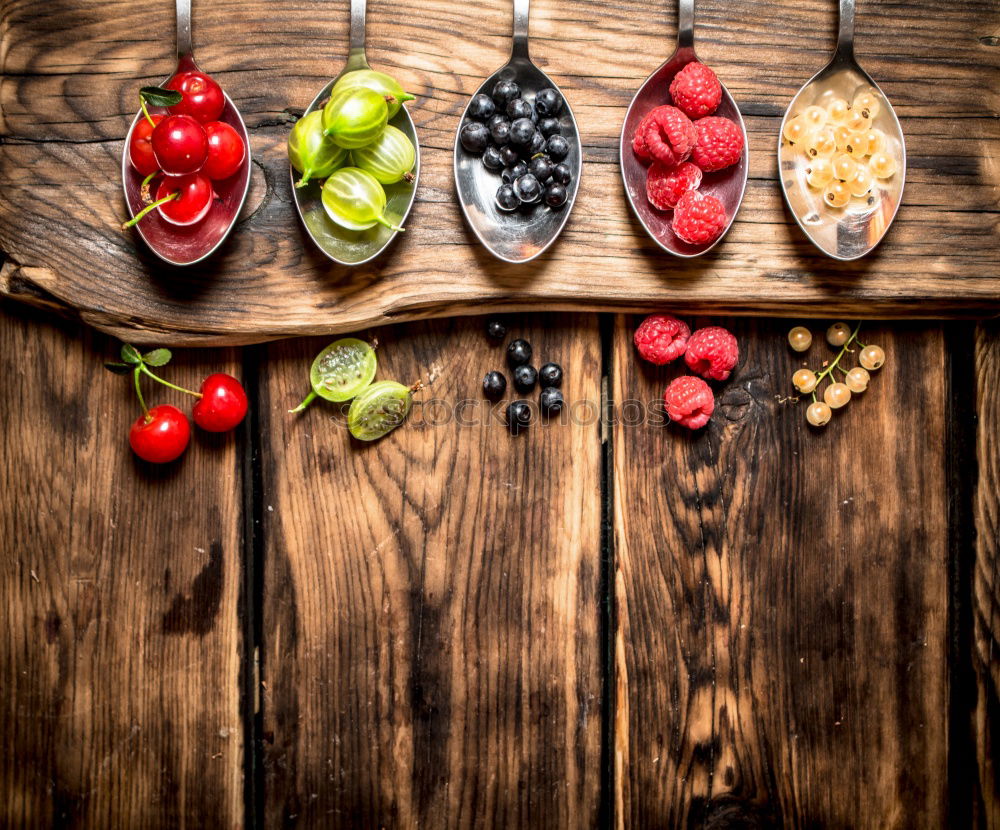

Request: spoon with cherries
left=120, top=0, right=251, bottom=266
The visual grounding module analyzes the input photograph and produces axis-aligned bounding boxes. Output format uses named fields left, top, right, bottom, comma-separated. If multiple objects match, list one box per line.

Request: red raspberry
left=646, top=161, right=703, bottom=211
left=663, top=375, right=715, bottom=429
left=691, top=116, right=744, bottom=172
left=633, top=314, right=691, bottom=365
left=671, top=190, right=727, bottom=246
left=640, top=106, right=696, bottom=167
left=669, top=62, right=722, bottom=119
left=684, top=326, right=739, bottom=381
left=631, top=110, right=656, bottom=163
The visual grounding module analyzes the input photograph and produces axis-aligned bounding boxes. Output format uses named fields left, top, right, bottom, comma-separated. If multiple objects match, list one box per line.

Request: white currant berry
left=869, top=151, right=897, bottom=179
left=804, top=128, right=837, bottom=159
left=859, top=345, right=885, bottom=370
left=824, top=382, right=852, bottom=409
left=793, top=368, right=818, bottom=394
left=823, top=181, right=850, bottom=208
left=807, top=158, right=834, bottom=189
left=833, top=153, right=858, bottom=182
left=807, top=401, right=832, bottom=427
left=826, top=322, right=851, bottom=346
left=845, top=111, right=872, bottom=133
left=826, top=98, right=850, bottom=123
left=845, top=132, right=871, bottom=159
left=802, top=105, right=828, bottom=130
left=845, top=366, right=870, bottom=392
left=853, top=91, right=881, bottom=119
left=788, top=326, right=812, bottom=352
left=834, top=125, right=852, bottom=151
left=783, top=115, right=810, bottom=144
left=848, top=165, right=873, bottom=197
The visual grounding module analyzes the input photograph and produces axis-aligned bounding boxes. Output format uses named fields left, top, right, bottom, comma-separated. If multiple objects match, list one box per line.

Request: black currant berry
left=538, top=362, right=563, bottom=388
left=483, top=370, right=507, bottom=400
left=539, top=387, right=564, bottom=415
left=506, top=338, right=532, bottom=367
left=460, top=122, right=490, bottom=154
left=534, top=88, right=563, bottom=117
left=546, top=134, right=569, bottom=161
left=468, top=93, right=496, bottom=122
left=506, top=400, right=532, bottom=435
left=513, top=364, right=537, bottom=392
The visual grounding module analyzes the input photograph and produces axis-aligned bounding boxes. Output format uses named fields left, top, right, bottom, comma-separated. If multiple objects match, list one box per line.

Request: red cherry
left=202, top=122, right=245, bottom=180
left=129, top=114, right=164, bottom=176
left=166, top=71, right=225, bottom=124
left=152, top=114, right=208, bottom=175
left=129, top=404, right=190, bottom=463
left=155, top=173, right=214, bottom=226
left=192, top=373, right=248, bottom=432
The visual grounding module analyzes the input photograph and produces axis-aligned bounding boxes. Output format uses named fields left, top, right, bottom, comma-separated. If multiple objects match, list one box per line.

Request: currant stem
left=121, top=191, right=178, bottom=229
left=289, top=390, right=317, bottom=414
left=811, top=321, right=863, bottom=392
left=133, top=367, right=150, bottom=418
left=140, top=364, right=201, bottom=398
left=140, top=97, right=156, bottom=129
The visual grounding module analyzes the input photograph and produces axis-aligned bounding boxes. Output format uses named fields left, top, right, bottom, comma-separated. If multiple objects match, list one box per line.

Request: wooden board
left=1, top=0, right=999, bottom=346
left=0, top=303, right=245, bottom=826
left=611, top=318, right=950, bottom=826
left=256, top=315, right=603, bottom=825
left=973, top=320, right=1000, bottom=827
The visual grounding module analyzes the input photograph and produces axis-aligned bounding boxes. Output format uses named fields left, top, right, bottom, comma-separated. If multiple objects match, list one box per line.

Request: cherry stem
left=140, top=364, right=201, bottom=398
left=810, top=321, right=862, bottom=402
left=133, top=367, right=150, bottom=418
left=140, top=97, right=156, bottom=129
left=121, top=191, right=178, bottom=229
left=289, top=390, right=317, bottom=414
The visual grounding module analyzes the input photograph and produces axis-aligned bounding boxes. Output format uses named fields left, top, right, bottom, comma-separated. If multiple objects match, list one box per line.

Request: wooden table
left=1, top=302, right=998, bottom=827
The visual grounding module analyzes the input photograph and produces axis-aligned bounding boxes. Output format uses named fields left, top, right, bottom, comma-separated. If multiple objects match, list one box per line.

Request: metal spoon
left=778, top=0, right=906, bottom=260
left=619, top=0, right=748, bottom=258
left=291, top=0, right=420, bottom=266
left=121, top=0, right=252, bottom=267
left=453, top=0, right=582, bottom=264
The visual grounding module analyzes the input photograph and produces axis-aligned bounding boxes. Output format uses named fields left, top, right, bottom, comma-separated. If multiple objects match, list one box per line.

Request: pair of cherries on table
left=125, top=71, right=245, bottom=228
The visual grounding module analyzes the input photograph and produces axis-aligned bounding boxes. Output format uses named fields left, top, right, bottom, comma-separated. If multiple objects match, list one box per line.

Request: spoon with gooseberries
left=121, top=0, right=251, bottom=266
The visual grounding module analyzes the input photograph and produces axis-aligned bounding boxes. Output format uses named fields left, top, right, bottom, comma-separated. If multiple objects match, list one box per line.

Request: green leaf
left=104, top=361, right=133, bottom=375
left=139, top=86, right=183, bottom=108
left=142, top=348, right=172, bottom=367
left=120, top=344, right=142, bottom=364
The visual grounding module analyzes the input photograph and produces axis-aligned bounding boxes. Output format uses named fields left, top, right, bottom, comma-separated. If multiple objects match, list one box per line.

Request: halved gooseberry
left=289, top=337, right=377, bottom=413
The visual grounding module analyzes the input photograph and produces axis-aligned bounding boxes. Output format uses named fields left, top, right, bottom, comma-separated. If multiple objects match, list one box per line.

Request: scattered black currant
left=539, top=387, right=564, bottom=415
left=506, top=400, right=532, bottom=435
left=486, top=319, right=507, bottom=340
left=513, top=364, right=537, bottom=393
left=538, top=362, right=563, bottom=388
left=483, top=370, right=507, bottom=400
left=506, top=338, right=532, bottom=367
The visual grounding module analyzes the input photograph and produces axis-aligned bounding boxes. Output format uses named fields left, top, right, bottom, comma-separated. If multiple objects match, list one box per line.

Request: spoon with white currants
left=778, top=0, right=905, bottom=261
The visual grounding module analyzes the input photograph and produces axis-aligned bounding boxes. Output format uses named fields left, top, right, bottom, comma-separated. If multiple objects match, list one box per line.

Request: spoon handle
left=835, top=0, right=855, bottom=60
left=176, top=0, right=192, bottom=59
left=511, top=0, right=529, bottom=60
left=676, top=0, right=694, bottom=51
left=349, top=0, right=367, bottom=59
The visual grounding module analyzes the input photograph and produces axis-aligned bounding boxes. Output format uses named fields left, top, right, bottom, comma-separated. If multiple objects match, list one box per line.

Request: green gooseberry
left=347, top=380, right=417, bottom=441
left=287, top=111, right=348, bottom=188
left=351, top=125, right=416, bottom=185
left=321, top=167, right=403, bottom=232
left=331, top=69, right=415, bottom=119
left=322, top=87, right=388, bottom=150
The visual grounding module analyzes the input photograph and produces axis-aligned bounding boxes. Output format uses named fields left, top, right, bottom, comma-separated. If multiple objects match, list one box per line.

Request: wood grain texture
left=0, top=302, right=245, bottom=827
left=612, top=317, right=950, bottom=827
left=1, top=0, right=999, bottom=345
left=257, top=315, right=602, bottom=826
left=974, top=320, right=1000, bottom=828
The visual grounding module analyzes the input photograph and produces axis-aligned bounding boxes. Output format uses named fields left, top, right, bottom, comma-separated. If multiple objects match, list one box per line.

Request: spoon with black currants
left=120, top=0, right=251, bottom=266
left=454, top=0, right=582, bottom=264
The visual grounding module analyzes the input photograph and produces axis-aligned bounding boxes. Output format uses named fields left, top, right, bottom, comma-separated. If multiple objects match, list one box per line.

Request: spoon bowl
left=291, top=0, right=419, bottom=266
left=121, top=2, right=251, bottom=267
left=453, top=0, right=582, bottom=264
left=619, top=0, right=748, bottom=258
left=778, top=0, right=906, bottom=260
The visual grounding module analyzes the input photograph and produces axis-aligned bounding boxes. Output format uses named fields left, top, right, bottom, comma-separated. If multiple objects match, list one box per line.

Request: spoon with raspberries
left=121, top=0, right=251, bottom=266
left=619, top=0, right=748, bottom=256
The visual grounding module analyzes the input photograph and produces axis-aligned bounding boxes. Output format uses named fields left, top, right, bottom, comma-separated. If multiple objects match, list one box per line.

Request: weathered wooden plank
left=612, top=317, right=950, bottom=827
left=1, top=0, right=998, bottom=344
left=257, top=315, right=603, bottom=826
left=0, top=303, right=245, bottom=827
left=974, top=320, right=1000, bottom=828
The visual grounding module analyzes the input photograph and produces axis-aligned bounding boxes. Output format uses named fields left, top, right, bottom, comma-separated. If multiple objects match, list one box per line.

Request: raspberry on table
left=633, top=314, right=691, bottom=365
left=640, top=106, right=697, bottom=167
left=671, top=190, right=728, bottom=246
left=691, top=116, right=744, bottom=172
left=663, top=375, right=715, bottom=429
left=646, top=161, right=703, bottom=211
left=684, top=326, right=739, bottom=381
left=669, top=62, right=722, bottom=119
